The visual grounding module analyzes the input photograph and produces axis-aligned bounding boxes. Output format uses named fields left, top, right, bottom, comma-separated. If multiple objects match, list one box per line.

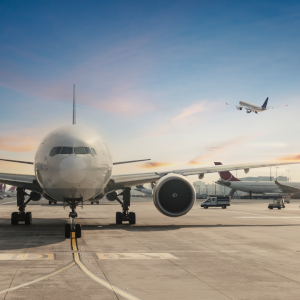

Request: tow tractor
left=268, top=198, right=285, bottom=210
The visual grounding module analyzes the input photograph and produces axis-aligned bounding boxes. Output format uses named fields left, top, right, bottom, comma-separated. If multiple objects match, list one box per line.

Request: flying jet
left=0, top=85, right=298, bottom=239
left=226, top=97, right=287, bottom=114
left=215, top=162, right=300, bottom=197
left=135, top=185, right=152, bottom=195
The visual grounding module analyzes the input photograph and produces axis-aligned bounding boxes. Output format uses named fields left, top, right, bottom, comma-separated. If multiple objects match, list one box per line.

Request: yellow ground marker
left=71, top=233, right=141, bottom=300
left=0, top=261, right=75, bottom=295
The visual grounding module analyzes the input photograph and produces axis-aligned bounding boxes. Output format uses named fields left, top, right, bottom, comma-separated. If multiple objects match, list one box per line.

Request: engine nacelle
left=106, top=191, right=117, bottom=201
left=153, top=174, right=195, bottom=217
left=236, top=106, right=243, bottom=110
left=29, top=191, right=42, bottom=201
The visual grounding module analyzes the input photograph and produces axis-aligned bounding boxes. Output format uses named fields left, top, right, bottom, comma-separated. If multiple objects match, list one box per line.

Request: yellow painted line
left=0, top=261, right=75, bottom=295
left=0, top=253, right=54, bottom=260
left=71, top=232, right=77, bottom=251
left=71, top=235, right=141, bottom=300
left=96, top=253, right=179, bottom=260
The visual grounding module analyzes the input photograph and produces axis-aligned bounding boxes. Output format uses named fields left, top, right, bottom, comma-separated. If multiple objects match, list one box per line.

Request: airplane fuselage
left=239, top=101, right=267, bottom=113
left=218, top=180, right=300, bottom=194
left=35, top=125, right=113, bottom=202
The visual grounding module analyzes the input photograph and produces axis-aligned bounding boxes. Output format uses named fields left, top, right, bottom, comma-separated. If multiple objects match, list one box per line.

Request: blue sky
left=0, top=0, right=300, bottom=183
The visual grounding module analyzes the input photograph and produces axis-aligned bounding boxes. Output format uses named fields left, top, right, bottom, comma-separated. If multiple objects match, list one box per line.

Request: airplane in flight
left=0, top=85, right=298, bottom=239
left=226, top=97, right=287, bottom=114
left=135, top=185, right=152, bottom=196
left=215, top=162, right=300, bottom=197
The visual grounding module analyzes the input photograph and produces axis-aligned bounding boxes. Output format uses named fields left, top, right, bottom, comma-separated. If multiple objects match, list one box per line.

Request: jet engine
left=29, top=191, right=42, bottom=201
left=153, top=174, right=195, bottom=217
left=106, top=191, right=117, bottom=201
left=236, top=106, right=243, bottom=110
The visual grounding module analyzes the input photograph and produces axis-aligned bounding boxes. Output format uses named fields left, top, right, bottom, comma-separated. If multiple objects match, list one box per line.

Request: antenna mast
left=73, top=84, right=76, bottom=125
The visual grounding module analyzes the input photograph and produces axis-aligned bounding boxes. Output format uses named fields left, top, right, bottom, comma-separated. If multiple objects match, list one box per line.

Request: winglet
left=262, top=97, right=268, bottom=109
left=73, top=84, right=76, bottom=125
left=214, top=162, right=240, bottom=181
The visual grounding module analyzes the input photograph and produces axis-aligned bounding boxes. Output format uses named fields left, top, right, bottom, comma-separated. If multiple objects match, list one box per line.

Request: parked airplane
left=226, top=97, right=287, bottom=114
left=0, top=86, right=298, bottom=239
left=5, top=186, right=17, bottom=198
left=215, top=162, right=300, bottom=197
left=0, top=184, right=6, bottom=199
left=135, top=185, right=152, bottom=195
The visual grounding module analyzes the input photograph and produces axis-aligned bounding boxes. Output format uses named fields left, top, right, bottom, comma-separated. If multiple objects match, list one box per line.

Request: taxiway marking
left=96, top=253, right=178, bottom=259
left=71, top=233, right=142, bottom=300
left=0, top=261, right=75, bottom=295
left=0, top=253, right=54, bottom=260
left=0, top=200, right=16, bottom=205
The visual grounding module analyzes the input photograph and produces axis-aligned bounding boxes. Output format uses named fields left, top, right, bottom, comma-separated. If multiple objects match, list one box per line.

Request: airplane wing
left=108, top=161, right=300, bottom=190
left=0, top=173, right=40, bottom=191
left=275, top=181, right=300, bottom=193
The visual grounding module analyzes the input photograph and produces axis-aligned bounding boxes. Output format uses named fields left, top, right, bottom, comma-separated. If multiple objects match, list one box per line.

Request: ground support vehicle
left=268, top=199, right=285, bottom=210
left=91, top=200, right=99, bottom=205
left=201, top=195, right=231, bottom=209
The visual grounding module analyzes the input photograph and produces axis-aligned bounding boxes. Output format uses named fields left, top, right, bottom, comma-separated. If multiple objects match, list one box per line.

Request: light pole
left=270, top=166, right=272, bottom=181
left=275, top=167, right=279, bottom=181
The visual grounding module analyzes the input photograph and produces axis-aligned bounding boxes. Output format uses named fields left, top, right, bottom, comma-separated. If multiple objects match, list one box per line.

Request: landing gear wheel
left=204, top=206, right=208, bottom=209
left=222, top=206, right=226, bottom=209
left=54, top=202, right=57, bottom=205
left=129, top=212, right=136, bottom=225
left=25, top=212, right=32, bottom=225
left=75, top=224, right=81, bottom=238
left=278, top=207, right=281, bottom=210
left=91, top=202, right=94, bottom=204
left=49, top=201, right=52, bottom=205
left=11, top=212, right=18, bottom=225
left=116, top=212, right=123, bottom=224
left=65, top=224, right=71, bottom=238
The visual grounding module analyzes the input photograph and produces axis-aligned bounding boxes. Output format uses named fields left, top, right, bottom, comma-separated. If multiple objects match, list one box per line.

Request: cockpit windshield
left=49, top=146, right=96, bottom=157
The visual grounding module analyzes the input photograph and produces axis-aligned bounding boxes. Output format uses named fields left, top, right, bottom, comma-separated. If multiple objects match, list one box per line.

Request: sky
left=0, top=0, right=300, bottom=185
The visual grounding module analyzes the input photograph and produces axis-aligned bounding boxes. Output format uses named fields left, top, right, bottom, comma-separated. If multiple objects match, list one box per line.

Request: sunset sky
left=0, top=0, right=300, bottom=185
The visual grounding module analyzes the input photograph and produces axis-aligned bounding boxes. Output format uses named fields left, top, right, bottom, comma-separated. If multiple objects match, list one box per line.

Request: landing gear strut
left=114, top=188, right=136, bottom=225
left=64, top=198, right=82, bottom=238
left=11, top=188, right=32, bottom=225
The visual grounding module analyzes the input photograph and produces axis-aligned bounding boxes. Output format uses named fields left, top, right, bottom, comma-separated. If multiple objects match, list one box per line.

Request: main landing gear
left=64, top=198, right=82, bottom=239
left=11, top=188, right=33, bottom=225
left=113, top=188, right=136, bottom=225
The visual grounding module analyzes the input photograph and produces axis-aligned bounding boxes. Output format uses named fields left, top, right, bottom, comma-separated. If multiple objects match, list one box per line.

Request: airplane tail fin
left=8, top=186, right=16, bottom=192
left=214, top=162, right=240, bottom=181
left=262, top=97, right=268, bottom=109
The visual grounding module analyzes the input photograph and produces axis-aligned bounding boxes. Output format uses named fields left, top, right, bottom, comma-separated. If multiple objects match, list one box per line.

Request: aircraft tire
left=11, top=212, right=18, bottom=225
left=116, top=212, right=123, bottom=224
left=91, top=202, right=94, bottom=205
left=49, top=201, right=52, bottom=205
left=129, top=212, right=136, bottom=225
left=278, top=207, right=281, bottom=210
left=65, top=224, right=71, bottom=238
left=204, top=206, right=208, bottom=209
left=75, top=224, right=81, bottom=238
left=25, top=212, right=32, bottom=225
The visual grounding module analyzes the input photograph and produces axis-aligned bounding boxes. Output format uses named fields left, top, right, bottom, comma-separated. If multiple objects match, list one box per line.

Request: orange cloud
left=189, top=135, right=258, bottom=165
left=139, top=162, right=174, bottom=168
left=0, top=135, right=39, bottom=152
left=276, top=154, right=300, bottom=162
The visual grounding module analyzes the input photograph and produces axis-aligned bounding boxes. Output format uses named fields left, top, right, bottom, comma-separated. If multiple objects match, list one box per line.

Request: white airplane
left=5, top=186, right=16, bottom=198
left=135, top=185, right=152, bottom=195
left=226, top=97, right=287, bottom=114
left=215, top=162, right=300, bottom=197
left=0, top=85, right=298, bottom=239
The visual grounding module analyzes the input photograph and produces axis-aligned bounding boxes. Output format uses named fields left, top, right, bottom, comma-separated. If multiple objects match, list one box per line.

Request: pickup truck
left=201, top=195, right=231, bottom=209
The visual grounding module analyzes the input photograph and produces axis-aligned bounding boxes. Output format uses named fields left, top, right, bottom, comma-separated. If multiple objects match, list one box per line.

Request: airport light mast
left=275, top=167, right=279, bottom=181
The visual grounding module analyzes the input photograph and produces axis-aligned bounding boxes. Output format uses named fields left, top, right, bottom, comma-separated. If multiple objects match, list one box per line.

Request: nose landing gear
left=112, top=188, right=136, bottom=225
left=64, top=198, right=82, bottom=238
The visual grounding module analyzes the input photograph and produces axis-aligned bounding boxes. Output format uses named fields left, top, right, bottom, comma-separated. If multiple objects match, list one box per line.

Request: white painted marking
left=237, top=217, right=300, bottom=219
left=0, top=253, right=54, bottom=260
left=0, top=200, right=17, bottom=205
left=96, top=253, right=179, bottom=260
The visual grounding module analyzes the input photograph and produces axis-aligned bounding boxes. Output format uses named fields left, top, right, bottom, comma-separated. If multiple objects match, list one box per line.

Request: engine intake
left=153, top=174, right=195, bottom=217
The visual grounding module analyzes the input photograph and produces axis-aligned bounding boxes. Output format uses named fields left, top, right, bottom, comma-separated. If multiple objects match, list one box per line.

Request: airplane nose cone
left=60, top=156, right=86, bottom=184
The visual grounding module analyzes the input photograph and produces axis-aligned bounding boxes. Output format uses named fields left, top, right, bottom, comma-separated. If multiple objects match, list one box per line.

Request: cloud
left=139, top=162, right=174, bottom=168
left=276, top=154, right=300, bottom=162
left=0, top=135, right=39, bottom=152
left=189, top=135, right=259, bottom=164
left=172, top=102, right=208, bottom=123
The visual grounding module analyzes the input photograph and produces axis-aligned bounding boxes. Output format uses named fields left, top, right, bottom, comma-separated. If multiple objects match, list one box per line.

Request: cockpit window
left=49, top=147, right=56, bottom=157
left=53, top=147, right=62, bottom=155
left=61, top=147, right=73, bottom=154
left=74, top=147, right=86, bottom=154
left=84, top=147, right=92, bottom=155
left=91, top=148, right=97, bottom=156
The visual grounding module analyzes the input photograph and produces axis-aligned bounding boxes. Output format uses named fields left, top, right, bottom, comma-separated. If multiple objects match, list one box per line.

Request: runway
left=1, top=197, right=300, bottom=299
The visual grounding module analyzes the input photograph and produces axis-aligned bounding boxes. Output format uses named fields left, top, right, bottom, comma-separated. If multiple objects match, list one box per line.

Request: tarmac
left=1, top=197, right=300, bottom=299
